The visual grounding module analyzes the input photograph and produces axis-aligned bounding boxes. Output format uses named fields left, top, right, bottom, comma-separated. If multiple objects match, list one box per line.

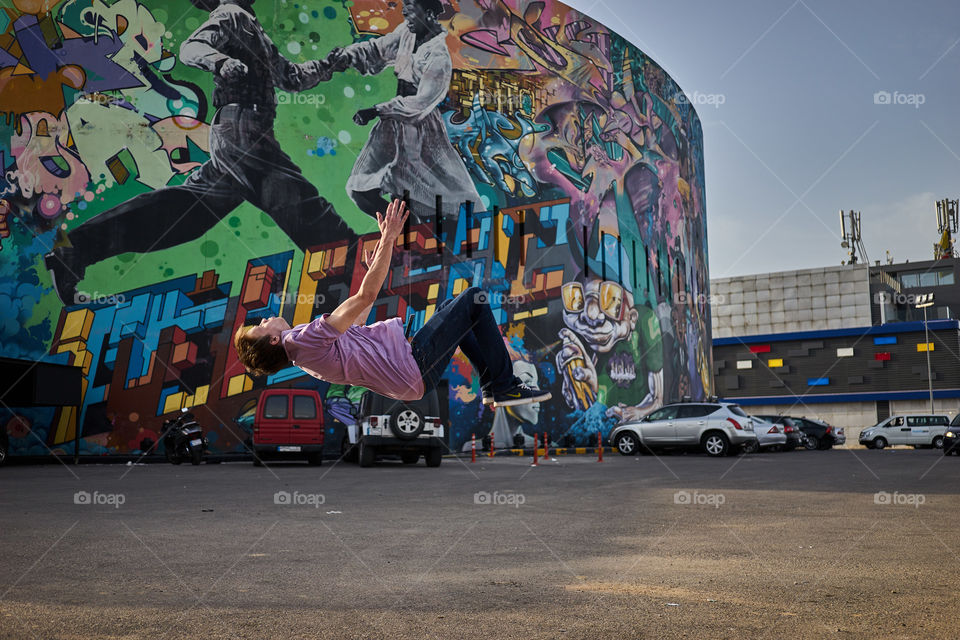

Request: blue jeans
left=410, top=287, right=516, bottom=395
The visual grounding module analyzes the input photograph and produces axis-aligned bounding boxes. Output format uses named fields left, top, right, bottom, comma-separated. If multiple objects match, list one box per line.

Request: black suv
left=342, top=389, right=445, bottom=467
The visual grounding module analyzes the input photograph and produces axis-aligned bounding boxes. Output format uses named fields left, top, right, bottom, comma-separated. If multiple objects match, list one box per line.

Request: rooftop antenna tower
left=839, top=210, right=868, bottom=265
left=934, top=198, right=958, bottom=259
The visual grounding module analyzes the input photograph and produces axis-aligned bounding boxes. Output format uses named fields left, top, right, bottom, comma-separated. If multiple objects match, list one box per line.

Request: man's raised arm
left=325, top=199, right=407, bottom=333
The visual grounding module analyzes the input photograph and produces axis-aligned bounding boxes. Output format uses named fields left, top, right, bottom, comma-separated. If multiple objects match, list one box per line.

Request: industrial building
left=712, top=257, right=960, bottom=443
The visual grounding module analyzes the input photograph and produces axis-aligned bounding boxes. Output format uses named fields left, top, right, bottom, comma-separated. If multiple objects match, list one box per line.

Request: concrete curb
left=451, top=447, right=614, bottom=458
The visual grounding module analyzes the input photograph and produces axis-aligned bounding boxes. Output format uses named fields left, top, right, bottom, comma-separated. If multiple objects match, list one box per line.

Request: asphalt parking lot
left=1, top=448, right=958, bottom=639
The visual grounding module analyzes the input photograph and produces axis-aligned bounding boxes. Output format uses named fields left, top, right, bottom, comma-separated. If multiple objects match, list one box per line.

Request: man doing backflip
left=234, top=199, right=551, bottom=408
left=46, top=0, right=349, bottom=304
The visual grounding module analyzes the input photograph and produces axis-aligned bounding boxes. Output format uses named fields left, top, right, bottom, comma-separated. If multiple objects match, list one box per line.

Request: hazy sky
left=565, top=0, right=960, bottom=278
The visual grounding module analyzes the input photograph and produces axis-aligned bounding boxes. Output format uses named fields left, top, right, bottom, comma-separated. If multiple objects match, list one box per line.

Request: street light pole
left=923, top=304, right=933, bottom=413
left=917, top=293, right=935, bottom=413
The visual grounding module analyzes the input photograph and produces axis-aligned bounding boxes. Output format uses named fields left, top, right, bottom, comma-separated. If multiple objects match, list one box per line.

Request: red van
left=250, top=389, right=324, bottom=465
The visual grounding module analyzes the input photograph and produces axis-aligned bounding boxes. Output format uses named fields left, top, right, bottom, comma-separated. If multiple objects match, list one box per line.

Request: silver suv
left=610, top=402, right=757, bottom=457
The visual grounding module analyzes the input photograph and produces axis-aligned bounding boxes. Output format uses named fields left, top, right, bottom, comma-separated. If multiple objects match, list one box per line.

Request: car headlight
left=946, top=431, right=956, bottom=438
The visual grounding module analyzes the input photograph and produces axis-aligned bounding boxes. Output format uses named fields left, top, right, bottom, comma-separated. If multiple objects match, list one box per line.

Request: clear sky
left=565, top=0, right=960, bottom=278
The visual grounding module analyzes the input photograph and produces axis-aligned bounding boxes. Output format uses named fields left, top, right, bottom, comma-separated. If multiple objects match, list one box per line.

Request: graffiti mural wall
left=0, top=0, right=711, bottom=456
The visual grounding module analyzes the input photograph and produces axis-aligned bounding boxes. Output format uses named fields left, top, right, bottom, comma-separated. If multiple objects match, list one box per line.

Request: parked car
left=754, top=415, right=805, bottom=451
left=248, top=389, right=325, bottom=465
left=342, top=389, right=445, bottom=467
left=944, top=417, right=960, bottom=455
left=786, top=416, right=843, bottom=450
left=858, top=414, right=949, bottom=450
left=746, top=417, right=788, bottom=452
left=610, top=401, right=757, bottom=457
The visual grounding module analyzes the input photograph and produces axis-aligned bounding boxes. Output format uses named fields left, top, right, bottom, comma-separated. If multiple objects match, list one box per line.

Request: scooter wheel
left=190, top=448, right=202, bottom=465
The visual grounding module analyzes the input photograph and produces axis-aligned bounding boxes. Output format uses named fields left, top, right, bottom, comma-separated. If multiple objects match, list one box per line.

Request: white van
left=858, top=414, right=949, bottom=449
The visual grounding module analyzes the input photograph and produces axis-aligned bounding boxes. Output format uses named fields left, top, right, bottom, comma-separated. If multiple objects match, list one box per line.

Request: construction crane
left=934, top=198, right=958, bottom=259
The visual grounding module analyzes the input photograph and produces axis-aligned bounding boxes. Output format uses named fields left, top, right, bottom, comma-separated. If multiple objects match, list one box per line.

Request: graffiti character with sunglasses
left=555, top=277, right=664, bottom=423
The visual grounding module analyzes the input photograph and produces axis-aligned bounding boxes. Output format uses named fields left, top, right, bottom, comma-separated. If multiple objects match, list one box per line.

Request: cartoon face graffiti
left=556, top=277, right=664, bottom=419
left=560, top=279, right=638, bottom=354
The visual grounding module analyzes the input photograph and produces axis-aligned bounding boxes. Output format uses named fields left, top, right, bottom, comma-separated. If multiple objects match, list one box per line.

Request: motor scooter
left=162, top=408, right=207, bottom=465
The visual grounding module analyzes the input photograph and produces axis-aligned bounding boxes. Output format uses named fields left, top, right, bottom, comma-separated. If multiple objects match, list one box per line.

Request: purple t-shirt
left=282, top=315, right=424, bottom=401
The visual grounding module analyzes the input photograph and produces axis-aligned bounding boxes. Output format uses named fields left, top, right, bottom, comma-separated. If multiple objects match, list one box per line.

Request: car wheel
left=615, top=432, right=640, bottom=456
left=741, top=440, right=759, bottom=454
left=307, top=453, right=323, bottom=466
left=358, top=440, right=375, bottom=467
left=701, top=432, right=730, bottom=457
left=425, top=448, right=442, bottom=467
left=804, top=435, right=820, bottom=450
left=390, top=406, right=426, bottom=440
left=341, top=436, right=359, bottom=464
left=401, top=452, right=419, bottom=464
left=932, top=435, right=945, bottom=449
left=872, top=437, right=887, bottom=450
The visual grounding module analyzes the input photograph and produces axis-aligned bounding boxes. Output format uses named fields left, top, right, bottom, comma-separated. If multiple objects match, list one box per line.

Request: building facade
left=712, top=258, right=960, bottom=444
left=0, top=0, right=711, bottom=456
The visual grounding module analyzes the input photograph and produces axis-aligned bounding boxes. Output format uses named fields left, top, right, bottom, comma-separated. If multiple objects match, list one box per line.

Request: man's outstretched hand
left=376, top=198, right=408, bottom=243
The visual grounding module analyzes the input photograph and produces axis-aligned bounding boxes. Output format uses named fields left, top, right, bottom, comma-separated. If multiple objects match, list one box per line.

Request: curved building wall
left=0, top=0, right=711, bottom=455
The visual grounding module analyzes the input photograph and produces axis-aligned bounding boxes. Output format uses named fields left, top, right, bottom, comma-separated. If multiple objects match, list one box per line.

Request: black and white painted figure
left=323, top=0, right=482, bottom=221
left=46, top=0, right=349, bottom=305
